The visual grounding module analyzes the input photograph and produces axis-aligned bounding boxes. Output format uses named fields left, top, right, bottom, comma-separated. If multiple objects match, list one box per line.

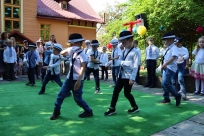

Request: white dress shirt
left=67, top=49, right=87, bottom=80
left=192, top=48, right=204, bottom=64
left=118, top=47, right=139, bottom=81
left=163, top=43, right=178, bottom=72
left=3, top=46, right=17, bottom=63
left=176, top=46, right=189, bottom=64
left=87, top=49, right=101, bottom=69
left=107, top=47, right=122, bottom=67
left=145, top=44, right=160, bottom=60
left=135, top=47, right=141, bottom=65
left=100, top=52, right=109, bottom=66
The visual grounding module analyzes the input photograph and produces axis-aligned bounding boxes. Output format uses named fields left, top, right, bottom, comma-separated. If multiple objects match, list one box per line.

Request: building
left=0, top=0, right=103, bottom=47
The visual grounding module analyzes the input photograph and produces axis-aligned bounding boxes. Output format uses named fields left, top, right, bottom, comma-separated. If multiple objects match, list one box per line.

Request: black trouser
left=35, top=65, right=39, bottom=78
left=146, top=60, right=156, bottom=86
left=85, top=67, right=100, bottom=90
left=135, top=65, right=140, bottom=83
left=41, top=71, right=63, bottom=91
left=100, top=66, right=108, bottom=79
left=5, top=63, right=14, bottom=80
left=110, top=78, right=137, bottom=109
left=28, top=67, right=35, bottom=84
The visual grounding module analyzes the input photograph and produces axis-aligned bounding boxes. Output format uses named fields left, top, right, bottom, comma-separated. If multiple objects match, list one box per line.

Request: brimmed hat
left=85, top=40, right=90, bottom=43
left=119, top=31, right=134, bottom=41
left=36, top=40, right=40, bottom=43
left=28, top=43, right=37, bottom=48
left=23, top=40, right=28, bottom=43
left=110, top=38, right=119, bottom=45
left=174, top=37, right=183, bottom=43
left=45, top=42, right=52, bottom=48
left=91, top=40, right=100, bottom=46
left=53, top=43, right=63, bottom=51
left=68, top=33, right=85, bottom=43
left=162, top=32, right=176, bottom=40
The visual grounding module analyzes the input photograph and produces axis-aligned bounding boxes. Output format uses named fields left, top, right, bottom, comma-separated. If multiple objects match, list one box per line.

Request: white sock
left=201, top=80, right=204, bottom=93
left=195, top=79, right=201, bottom=93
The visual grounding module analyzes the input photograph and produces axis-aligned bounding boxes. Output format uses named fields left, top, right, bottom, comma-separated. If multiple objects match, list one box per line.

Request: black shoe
left=100, top=78, right=104, bottom=80
left=50, top=109, right=61, bottom=120
left=128, top=106, right=139, bottom=113
left=31, top=84, right=35, bottom=87
left=104, top=78, right=108, bottom=81
left=149, top=85, right=155, bottom=88
left=104, top=108, right=116, bottom=116
left=159, top=99, right=171, bottom=104
left=78, top=110, right=93, bottom=118
left=38, top=90, right=45, bottom=95
left=144, top=84, right=150, bottom=87
left=26, top=82, right=31, bottom=86
left=193, top=91, right=200, bottom=95
left=200, top=92, right=204, bottom=96
left=87, top=77, right=90, bottom=81
left=176, top=94, right=182, bottom=106
left=7, top=79, right=11, bottom=81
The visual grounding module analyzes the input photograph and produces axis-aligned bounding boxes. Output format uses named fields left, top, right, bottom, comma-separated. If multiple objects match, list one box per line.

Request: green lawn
left=0, top=80, right=203, bottom=136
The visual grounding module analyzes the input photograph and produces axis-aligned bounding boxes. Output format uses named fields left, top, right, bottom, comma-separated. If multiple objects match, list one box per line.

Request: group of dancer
left=1, top=30, right=204, bottom=120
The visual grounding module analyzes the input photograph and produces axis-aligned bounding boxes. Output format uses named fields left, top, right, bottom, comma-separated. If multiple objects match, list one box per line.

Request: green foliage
left=97, top=0, right=204, bottom=51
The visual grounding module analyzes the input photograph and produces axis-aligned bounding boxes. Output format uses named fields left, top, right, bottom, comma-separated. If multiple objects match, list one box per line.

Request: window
left=78, top=21, right=80, bottom=26
left=85, top=22, right=87, bottom=26
left=4, top=0, right=20, bottom=32
left=92, top=22, right=95, bottom=27
left=40, top=24, right=50, bottom=41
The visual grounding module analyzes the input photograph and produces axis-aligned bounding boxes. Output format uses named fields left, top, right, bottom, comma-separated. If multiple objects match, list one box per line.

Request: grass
left=0, top=80, right=203, bottom=136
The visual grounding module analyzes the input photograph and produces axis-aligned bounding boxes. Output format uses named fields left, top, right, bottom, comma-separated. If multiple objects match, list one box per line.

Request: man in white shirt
left=144, top=37, right=160, bottom=88
left=171, top=37, right=189, bottom=100
left=133, top=40, right=141, bottom=85
left=84, top=40, right=91, bottom=80
left=106, top=38, right=122, bottom=87
left=160, top=32, right=182, bottom=106
left=3, top=39, right=17, bottom=81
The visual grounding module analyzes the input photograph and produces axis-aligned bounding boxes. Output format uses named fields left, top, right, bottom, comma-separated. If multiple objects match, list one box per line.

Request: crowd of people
left=0, top=30, right=204, bottom=120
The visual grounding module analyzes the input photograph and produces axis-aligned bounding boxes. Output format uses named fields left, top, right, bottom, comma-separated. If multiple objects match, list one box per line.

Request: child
left=24, top=43, right=39, bottom=86
left=172, top=37, right=189, bottom=100
left=144, top=37, right=160, bottom=88
left=106, top=38, right=122, bottom=88
left=104, top=31, right=139, bottom=116
left=160, top=32, right=181, bottom=106
left=3, top=39, right=17, bottom=81
left=41, top=42, right=53, bottom=81
left=50, top=33, right=93, bottom=120
left=38, top=43, right=66, bottom=94
left=190, top=36, right=204, bottom=95
left=133, top=40, right=141, bottom=85
left=100, top=46, right=109, bottom=81
left=84, top=40, right=92, bottom=80
left=84, top=40, right=101, bottom=94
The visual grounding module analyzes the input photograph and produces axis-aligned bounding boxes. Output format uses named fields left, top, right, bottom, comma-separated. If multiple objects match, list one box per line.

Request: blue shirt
left=25, top=51, right=38, bottom=68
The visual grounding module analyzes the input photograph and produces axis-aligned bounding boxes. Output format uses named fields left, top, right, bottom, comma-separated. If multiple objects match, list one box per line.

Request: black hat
left=119, top=31, right=134, bottom=41
left=91, top=40, right=100, bottom=46
left=174, top=37, right=183, bottom=43
left=162, top=32, right=176, bottom=40
left=68, top=33, right=85, bottom=43
left=28, top=43, right=37, bottom=48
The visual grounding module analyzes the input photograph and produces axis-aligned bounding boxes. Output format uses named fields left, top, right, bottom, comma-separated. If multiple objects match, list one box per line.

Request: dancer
left=100, top=46, right=109, bottom=81
left=38, top=43, right=66, bottom=94
left=160, top=32, right=182, bottom=106
left=84, top=40, right=101, bottom=94
left=50, top=33, right=93, bottom=120
left=104, top=31, right=139, bottom=116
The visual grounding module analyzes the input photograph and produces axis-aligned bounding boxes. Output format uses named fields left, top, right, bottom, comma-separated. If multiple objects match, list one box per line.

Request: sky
left=87, top=0, right=127, bottom=12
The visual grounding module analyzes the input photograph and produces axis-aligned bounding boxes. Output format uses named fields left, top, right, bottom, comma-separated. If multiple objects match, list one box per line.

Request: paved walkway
left=1, top=75, right=204, bottom=136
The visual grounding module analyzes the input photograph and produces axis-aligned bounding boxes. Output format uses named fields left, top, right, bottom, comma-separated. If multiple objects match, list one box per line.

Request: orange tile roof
left=37, top=0, right=103, bottom=23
